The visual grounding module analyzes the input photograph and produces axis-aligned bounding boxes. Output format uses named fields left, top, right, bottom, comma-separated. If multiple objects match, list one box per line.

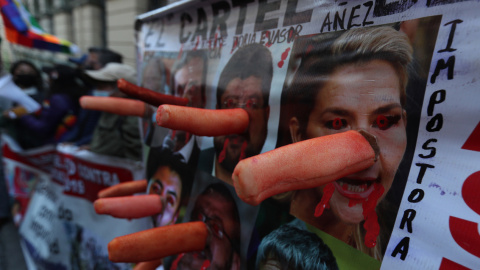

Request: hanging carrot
left=117, top=78, right=189, bottom=107
left=94, top=194, right=162, bottom=219
left=156, top=104, right=249, bottom=136
left=80, top=96, right=146, bottom=117
left=98, top=180, right=148, bottom=198
left=232, top=130, right=378, bottom=205
left=108, top=221, right=208, bottom=263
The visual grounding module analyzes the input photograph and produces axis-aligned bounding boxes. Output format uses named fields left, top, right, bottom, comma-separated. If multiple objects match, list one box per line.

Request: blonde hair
left=284, top=26, right=413, bottom=261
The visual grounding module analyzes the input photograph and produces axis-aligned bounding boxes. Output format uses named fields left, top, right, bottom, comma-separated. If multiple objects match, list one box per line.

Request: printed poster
left=135, top=1, right=480, bottom=269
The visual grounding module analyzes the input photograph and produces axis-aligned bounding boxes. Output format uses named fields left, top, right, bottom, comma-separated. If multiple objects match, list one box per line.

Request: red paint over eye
left=245, top=99, right=254, bottom=109
left=376, top=115, right=389, bottom=130
left=226, top=99, right=235, bottom=108
left=332, top=118, right=343, bottom=130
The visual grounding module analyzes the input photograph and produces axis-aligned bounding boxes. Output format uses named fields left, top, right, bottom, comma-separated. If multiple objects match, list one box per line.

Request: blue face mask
left=92, top=89, right=112, bottom=97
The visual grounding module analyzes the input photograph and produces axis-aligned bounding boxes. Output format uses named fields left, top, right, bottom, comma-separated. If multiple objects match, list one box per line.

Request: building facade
left=1, top=0, right=175, bottom=68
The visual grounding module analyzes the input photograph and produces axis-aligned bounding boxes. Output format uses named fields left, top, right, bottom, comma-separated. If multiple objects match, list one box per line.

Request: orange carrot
left=156, top=105, right=249, bottom=136
left=232, top=130, right=378, bottom=205
left=118, top=79, right=189, bottom=107
left=108, top=221, right=208, bottom=263
left=133, top=260, right=163, bottom=270
left=98, top=180, right=148, bottom=198
left=80, top=96, right=146, bottom=117
left=94, top=194, right=162, bottom=219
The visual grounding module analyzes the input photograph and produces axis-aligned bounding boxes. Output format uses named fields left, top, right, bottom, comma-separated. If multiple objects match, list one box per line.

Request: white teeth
left=338, top=180, right=367, bottom=193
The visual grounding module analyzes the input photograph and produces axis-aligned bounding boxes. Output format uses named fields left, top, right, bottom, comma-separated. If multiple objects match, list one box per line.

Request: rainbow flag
left=0, top=0, right=79, bottom=54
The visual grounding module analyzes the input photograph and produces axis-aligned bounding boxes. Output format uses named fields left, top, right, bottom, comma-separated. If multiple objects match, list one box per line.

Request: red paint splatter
left=314, top=183, right=335, bottom=217
left=281, top=47, right=291, bottom=59
left=194, top=36, right=200, bottom=50
left=214, top=32, right=218, bottom=49
left=348, top=198, right=362, bottom=207
left=376, top=115, right=388, bottom=130
left=201, top=259, right=211, bottom=270
left=264, top=31, right=273, bottom=47
left=218, top=138, right=229, bottom=163
left=362, top=183, right=384, bottom=248
left=231, top=38, right=238, bottom=54
left=178, top=45, right=184, bottom=59
left=288, top=28, right=294, bottom=40
left=238, top=140, right=248, bottom=161
left=277, top=48, right=291, bottom=68
left=170, top=253, right=185, bottom=270
left=305, top=44, right=314, bottom=56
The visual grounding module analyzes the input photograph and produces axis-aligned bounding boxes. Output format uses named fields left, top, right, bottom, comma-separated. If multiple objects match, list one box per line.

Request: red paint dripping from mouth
left=170, top=253, right=185, bottom=270
left=362, top=183, right=384, bottom=248
left=218, top=138, right=229, bottom=163
left=238, top=140, right=248, bottom=162
left=201, top=259, right=211, bottom=270
left=314, top=183, right=335, bottom=217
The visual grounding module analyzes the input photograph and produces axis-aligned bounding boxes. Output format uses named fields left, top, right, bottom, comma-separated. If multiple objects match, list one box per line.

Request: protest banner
left=18, top=144, right=149, bottom=270
left=134, top=1, right=480, bottom=269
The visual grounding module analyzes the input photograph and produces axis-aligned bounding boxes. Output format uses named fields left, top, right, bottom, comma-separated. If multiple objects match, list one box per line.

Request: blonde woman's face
left=303, top=60, right=407, bottom=224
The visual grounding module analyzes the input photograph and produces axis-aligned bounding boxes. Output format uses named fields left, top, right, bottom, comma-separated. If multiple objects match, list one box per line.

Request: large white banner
left=135, top=1, right=480, bottom=269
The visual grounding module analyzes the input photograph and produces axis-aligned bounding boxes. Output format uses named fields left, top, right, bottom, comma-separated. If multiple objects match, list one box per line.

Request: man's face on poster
left=147, top=166, right=182, bottom=227
left=175, top=192, right=240, bottom=270
left=214, top=76, right=270, bottom=173
left=142, top=59, right=164, bottom=93
left=174, top=56, right=205, bottom=108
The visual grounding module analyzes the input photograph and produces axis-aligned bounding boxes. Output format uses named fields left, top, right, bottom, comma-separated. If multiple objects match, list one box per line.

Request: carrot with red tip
left=117, top=79, right=189, bottom=107
left=108, top=221, right=208, bottom=263
left=80, top=96, right=146, bottom=117
left=232, top=130, right=379, bottom=206
left=98, top=180, right=148, bottom=198
left=94, top=194, right=162, bottom=219
left=156, top=105, right=249, bottom=136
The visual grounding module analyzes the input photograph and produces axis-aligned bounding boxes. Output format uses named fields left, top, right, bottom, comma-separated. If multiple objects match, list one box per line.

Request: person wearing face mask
left=0, top=60, right=42, bottom=120
left=59, top=47, right=123, bottom=146
left=9, top=60, right=44, bottom=103
left=16, top=64, right=84, bottom=149
left=83, top=63, right=143, bottom=161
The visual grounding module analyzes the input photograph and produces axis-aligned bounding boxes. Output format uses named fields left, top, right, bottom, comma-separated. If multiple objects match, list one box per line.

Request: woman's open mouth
left=333, top=177, right=378, bottom=200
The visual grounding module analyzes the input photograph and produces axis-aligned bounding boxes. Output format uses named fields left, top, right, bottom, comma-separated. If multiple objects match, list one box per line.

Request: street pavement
left=0, top=219, right=28, bottom=270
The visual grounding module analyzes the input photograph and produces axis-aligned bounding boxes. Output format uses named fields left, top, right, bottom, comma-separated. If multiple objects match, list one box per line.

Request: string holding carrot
left=231, top=130, right=379, bottom=206
left=98, top=180, right=148, bottom=198
left=156, top=104, right=249, bottom=137
left=94, top=194, right=162, bottom=219
left=117, top=78, right=189, bottom=107
left=80, top=96, right=147, bottom=117
left=108, top=221, right=209, bottom=263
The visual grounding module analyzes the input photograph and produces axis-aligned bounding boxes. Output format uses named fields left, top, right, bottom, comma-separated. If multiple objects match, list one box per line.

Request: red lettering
left=462, top=171, right=480, bottom=215
left=449, top=216, right=480, bottom=257
left=462, top=121, right=480, bottom=152
left=439, top=257, right=470, bottom=270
